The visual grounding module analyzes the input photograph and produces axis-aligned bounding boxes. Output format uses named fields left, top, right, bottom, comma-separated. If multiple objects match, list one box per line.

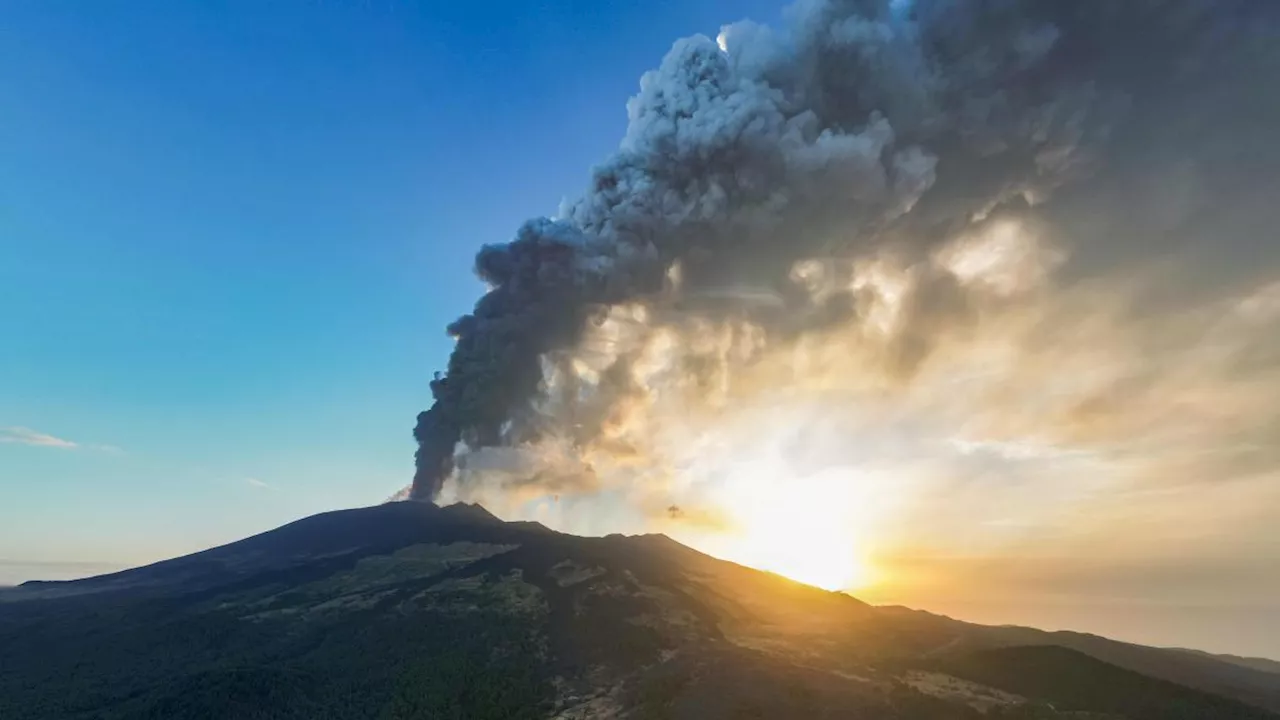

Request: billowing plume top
left=412, top=0, right=1280, bottom=500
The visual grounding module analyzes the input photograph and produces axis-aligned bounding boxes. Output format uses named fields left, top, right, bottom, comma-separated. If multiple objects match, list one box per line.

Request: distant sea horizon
left=0, top=560, right=127, bottom=587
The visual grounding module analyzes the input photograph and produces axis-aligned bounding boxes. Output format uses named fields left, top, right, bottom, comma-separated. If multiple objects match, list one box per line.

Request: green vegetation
left=0, top=543, right=552, bottom=720
left=4, top=504, right=1276, bottom=720
left=316, top=542, right=518, bottom=595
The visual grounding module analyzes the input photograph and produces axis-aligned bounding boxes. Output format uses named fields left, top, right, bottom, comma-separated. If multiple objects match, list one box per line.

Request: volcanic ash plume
left=411, top=0, right=1280, bottom=505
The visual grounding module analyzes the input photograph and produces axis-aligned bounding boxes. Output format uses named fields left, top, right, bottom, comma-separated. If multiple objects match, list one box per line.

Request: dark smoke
left=413, top=0, right=1280, bottom=500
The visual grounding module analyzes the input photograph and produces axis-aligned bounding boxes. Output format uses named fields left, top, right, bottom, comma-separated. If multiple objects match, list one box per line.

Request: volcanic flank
left=4, top=503, right=1279, bottom=719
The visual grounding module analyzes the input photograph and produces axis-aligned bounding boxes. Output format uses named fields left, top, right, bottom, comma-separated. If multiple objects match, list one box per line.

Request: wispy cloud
left=948, top=438, right=1093, bottom=463
left=1, top=427, right=78, bottom=449
left=245, top=477, right=271, bottom=490
left=0, top=427, right=125, bottom=454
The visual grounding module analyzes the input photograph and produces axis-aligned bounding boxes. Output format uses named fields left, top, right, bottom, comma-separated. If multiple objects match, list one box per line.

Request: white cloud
left=948, top=438, right=1090, bottom=462
left=0, top=427, right=78, bottom=449
left=245, top=477, right=271, bottom=489
left=0, top=427, right=125, bottom=454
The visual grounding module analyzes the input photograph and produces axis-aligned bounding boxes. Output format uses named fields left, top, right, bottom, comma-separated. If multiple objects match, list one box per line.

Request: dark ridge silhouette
left=928, top=645, right=1276, bottom=720
left=2, top=503, right=1276, bottom=719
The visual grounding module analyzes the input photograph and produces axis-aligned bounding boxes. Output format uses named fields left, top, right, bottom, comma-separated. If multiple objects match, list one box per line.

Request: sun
left=722, top=467, right=875, bottom=591
left=729, top=493, right=872, bottom=591
left=674, top=463, right=878, bottom=593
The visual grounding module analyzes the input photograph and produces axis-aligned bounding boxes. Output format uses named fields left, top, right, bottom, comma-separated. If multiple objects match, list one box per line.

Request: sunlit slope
left=1, top=503, right=1274, bottom=720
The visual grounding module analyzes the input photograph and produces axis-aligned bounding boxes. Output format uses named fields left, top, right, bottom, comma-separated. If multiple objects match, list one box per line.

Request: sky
left=2, top=1, right=1279, bottom=659
left=0, top=0, right=778, bottom=575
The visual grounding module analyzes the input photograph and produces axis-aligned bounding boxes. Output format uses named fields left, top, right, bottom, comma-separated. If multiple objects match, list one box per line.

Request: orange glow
left=674, top=465, right=879, bottom=592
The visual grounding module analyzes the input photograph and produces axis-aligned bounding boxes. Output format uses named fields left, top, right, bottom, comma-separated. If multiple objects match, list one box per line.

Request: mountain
left=873, top=606, right=1280, bottom=714
left=1171, top=649, right=1280, bottom=677
left=926, top=646, right=1276, bottom=720
left=1, top=503, right=1276, bottom=720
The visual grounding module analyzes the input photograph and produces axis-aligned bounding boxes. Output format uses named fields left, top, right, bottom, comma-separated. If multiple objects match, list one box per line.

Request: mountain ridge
left=2, top=503, right=1275, bottom=720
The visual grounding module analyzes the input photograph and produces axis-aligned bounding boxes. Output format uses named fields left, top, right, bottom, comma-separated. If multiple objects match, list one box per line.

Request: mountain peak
left=439, top=502, right=502, bottom=524
left=4, top=503, right=1278, bottom=719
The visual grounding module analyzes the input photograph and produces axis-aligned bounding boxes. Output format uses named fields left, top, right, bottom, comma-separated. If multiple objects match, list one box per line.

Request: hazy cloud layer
left=0, top=560, right=126, bottom=587
left=403, top=0, right=1280, bottom=636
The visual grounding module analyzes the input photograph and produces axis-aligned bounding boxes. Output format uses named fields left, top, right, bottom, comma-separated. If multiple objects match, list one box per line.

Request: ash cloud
left=413, top=0, right=1280, bottom=501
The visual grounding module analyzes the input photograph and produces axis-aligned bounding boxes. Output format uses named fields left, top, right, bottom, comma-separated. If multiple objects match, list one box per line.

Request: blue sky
left=0, top=0, right=782, bottom=580
left=4, top=2, right=1279, bottom=662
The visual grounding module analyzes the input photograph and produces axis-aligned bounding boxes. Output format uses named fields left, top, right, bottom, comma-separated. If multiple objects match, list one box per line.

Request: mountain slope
left=1172, top=649, right=1280, bottom=677
left=875, top=605, right=1280, bottom=713
left=1, top=503, right=1274, bottom=720
left=929, top=645, right=1274, bottom=720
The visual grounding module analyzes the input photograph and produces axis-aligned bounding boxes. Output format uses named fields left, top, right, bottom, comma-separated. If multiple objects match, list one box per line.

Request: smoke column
left=412, top=0, right=1280, bottom=500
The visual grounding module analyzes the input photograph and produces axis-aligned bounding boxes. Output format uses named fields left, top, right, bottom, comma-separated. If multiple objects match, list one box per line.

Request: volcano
left=2, top=503, right=1277, bottom=720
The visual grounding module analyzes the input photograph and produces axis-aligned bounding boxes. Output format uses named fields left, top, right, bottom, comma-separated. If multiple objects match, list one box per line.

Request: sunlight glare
left=727, top=468, right=875, bottom=591
left=666, top=415, right=882, bottom=594
left=719, top=466, right=874, bottom=591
